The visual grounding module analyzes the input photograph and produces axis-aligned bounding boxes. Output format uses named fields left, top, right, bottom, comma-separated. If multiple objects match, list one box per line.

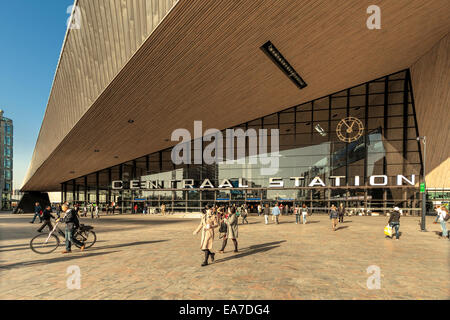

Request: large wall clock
left=336, top=117, right=364, bottom=142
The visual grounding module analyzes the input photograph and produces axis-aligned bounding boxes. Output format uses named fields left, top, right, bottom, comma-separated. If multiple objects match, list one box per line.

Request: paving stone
left=0, top=212, right=448, bottom=299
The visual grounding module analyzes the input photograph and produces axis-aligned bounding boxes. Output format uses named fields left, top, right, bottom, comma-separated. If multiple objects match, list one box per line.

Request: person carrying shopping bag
left=387, top=207, right=401, bottom=240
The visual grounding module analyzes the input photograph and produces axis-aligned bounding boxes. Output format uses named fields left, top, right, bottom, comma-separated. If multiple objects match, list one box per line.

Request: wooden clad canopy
left=22, top=0, right=450, bottom=191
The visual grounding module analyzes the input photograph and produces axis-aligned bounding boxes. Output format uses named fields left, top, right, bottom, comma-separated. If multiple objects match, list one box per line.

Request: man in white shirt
left=434, top=205, right=448, bottom=239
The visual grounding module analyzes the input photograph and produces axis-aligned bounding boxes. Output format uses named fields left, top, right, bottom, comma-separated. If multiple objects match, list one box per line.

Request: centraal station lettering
left=112, top=175, right=416, bottom=190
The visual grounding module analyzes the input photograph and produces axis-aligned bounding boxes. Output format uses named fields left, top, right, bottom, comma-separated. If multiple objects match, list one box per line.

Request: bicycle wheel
left=30, top=233, right=60, bottom=254
left=74, top=230, right=97, bottom=249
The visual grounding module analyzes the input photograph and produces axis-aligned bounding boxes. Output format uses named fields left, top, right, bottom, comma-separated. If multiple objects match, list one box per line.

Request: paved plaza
left=0, top=211, right=448, bottom=300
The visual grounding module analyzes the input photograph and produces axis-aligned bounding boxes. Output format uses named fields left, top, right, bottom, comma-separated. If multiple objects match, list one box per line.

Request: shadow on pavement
left=87, top=240, right=168, bottom=251
left=213, top=240, right=286, bottom=264
left=0, top=240, right=109, bottom=253
left=335, top=226, right=349, bottom=231
left=0, top=250, right=121, bottom=270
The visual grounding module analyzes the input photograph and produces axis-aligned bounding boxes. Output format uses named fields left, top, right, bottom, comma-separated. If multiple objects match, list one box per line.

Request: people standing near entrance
left=338, top=203, right=345, bottom=223
left=161, top=203, right=166, bottom=216
left=133, top=203, right=138, bottom=214
left=193, top=208, right=218, bottom=266
left=219, top=206, right=239, bottom=253
left=272, top=203, right=281, bottom=224
left=387, top=207, right=401, bottom=240
left=330, top=204, right=339, bottom=231
left=59, top=204, right=85, bottom=253
left=301, top=204, right=308, bottom=224
left=434, top=205, right=448, bottom=239
left=263, top=203, right=270, bottom=225
left=37, top=205, right=56, bottom=233
left=30, top=202, right=42, bottom=224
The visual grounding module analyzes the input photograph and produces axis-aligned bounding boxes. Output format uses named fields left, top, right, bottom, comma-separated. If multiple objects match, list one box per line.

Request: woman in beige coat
left=193, top=209, right=218, bottom=266
left=219, top=206, right=239, bottom=253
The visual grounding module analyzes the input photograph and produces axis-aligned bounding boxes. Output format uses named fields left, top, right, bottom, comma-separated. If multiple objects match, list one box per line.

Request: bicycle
left=30, top=218, right=96, bottom=254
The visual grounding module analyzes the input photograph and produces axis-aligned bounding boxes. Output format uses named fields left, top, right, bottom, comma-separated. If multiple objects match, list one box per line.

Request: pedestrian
left=193, top=208, right=218, bottom=266
left=257, top=204, right=262, bottom=216
left=301, top=203, right=308, bottom=224
left=37, top=205, right=56, bottom=233
left=330, top=204, right=338, bottom=231
left=387, top=207, right=401, bottom=240
left=56, top=204, right=62, bottom=219
left=134, top=203, right=138, bottom=214
left=241, top=205, right=249, bottom=224
left=338, top=203, right=345, bottom=223
left=82, top=204, right=87, bottom=217
left=434, top=205, right=448, bottom=239
left=30, top=202, right=42, bottom=224
left=219, top=206, right=239, bottom=253
left=161, top=203, right=166, bottom=216
left=272, top=203, right=281, bottom=224
left=95, top=205, right=100, bottom=219
left=263, top=203, right=270, bottom=225
left=59, top=204, right=85, bottom=253
left=90, top=203, right=94, bottom=219
left=295, top=205, right=301, bottom=224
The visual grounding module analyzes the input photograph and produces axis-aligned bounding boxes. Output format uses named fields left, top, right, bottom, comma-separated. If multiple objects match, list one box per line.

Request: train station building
left=20, top=0, right=450, bottom=214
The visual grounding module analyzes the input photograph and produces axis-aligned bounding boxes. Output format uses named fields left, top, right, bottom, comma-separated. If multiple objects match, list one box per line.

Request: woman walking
left=219, top=207, right=239, bottom=253
left=193, top=208, right=218, bottom=266
left=295, top=205, right=301, bottom=224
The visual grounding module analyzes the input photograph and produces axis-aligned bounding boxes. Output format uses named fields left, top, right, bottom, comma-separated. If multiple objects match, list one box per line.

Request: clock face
left=336, top=117, right=364, bottom=142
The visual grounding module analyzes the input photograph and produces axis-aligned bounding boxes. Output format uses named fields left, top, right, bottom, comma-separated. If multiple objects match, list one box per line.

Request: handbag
left=219, top=221, right=227, bottom=233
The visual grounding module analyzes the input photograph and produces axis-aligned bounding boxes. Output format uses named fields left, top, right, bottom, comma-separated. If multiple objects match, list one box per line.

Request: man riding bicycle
left=57, top=204, right=85, bottom=253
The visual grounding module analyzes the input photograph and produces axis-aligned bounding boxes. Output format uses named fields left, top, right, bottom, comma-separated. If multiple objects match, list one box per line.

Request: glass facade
left=0, top=112, right=13, bottom=210
left=62, top=69, right=431, bottom=215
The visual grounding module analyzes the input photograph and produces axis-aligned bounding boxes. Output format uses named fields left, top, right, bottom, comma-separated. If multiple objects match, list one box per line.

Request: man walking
left=37, top=205, right=56, bottom=233
left=30, top=202, right=42, bottom=224
left=434, top=205, right=448, bottom=239
left=387, top=207, right=401, bottom=240
left=272, top=203, right=281, bottom=224
left=59, top=204, right=85, bottom=253
left=338, top=203, right=345, bottom=223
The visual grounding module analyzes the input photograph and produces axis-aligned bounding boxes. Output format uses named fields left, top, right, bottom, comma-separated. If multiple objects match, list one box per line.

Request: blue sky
left=0, top=0, right=73, bottom=189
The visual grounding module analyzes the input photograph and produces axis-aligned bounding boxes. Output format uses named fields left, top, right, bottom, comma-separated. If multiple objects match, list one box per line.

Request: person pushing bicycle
left=57, top=204, right=85, bottom=253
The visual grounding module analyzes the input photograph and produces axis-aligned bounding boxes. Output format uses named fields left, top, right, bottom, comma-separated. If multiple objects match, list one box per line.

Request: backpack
left=443, top=208, right=450, bottom=221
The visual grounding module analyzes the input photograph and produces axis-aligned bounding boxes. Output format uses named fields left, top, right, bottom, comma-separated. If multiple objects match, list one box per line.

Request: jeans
left=440, top=221, right=448, bottom=237
left=295, top=214, right=301, bottom=224
left=264, top=215, right=269, bottom=224
left=302, top=213, right=307, bottom=224
left=31, top=213, right=42, bottom=223
left=65, top=227, right=84, bottom=251
left=274, top=215, right=279, bottom=224
left=390, top=222, right=400, bottom=239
